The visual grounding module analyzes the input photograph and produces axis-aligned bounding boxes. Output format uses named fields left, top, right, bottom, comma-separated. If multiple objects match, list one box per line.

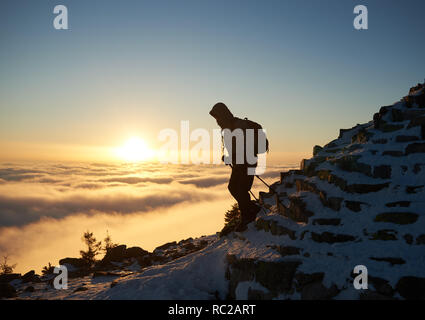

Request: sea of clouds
left=0, top=161, right=295, bottom=273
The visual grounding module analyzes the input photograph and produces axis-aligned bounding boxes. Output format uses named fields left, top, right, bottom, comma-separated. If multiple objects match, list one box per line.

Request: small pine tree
left=224, top=203, right=241, bottom=225
left=0, top=255, right=17, bottom=275
left=42, top=262, right=54, bottom=275
left=80, top=231, right=102, bottom=267
left=103, top=230, right=117, bottom=254
left=219, top=203, right=242, bottom=237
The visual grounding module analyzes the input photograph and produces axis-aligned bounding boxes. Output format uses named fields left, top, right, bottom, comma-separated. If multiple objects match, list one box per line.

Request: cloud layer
left=0, top=161, right=295, bottom=273
left=0, top=161, right=292, bottom=227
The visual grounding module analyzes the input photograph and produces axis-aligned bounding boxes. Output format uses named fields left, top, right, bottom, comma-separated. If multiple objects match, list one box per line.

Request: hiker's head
left=209, top=102, right=234, bottom=129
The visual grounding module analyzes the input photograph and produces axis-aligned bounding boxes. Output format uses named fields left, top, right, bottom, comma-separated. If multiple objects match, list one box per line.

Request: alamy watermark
left=157, top=121, right=268, bottom=175
left=353, top=265, right=368, bottom=290
left=353, top=5, right=368, bottom=30
left=53, top=265, right=68, bottom=289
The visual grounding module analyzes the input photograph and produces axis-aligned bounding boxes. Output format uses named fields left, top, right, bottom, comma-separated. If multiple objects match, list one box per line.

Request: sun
left=116, top=137, right=155, bottom=162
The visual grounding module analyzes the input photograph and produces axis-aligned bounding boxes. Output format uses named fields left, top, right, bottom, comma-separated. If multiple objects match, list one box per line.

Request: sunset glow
left=115, top=137, right=155, bottom=162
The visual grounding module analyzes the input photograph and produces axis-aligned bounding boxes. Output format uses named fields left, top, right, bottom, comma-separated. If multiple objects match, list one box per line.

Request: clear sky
left=1, top=0, right=424, bottom=163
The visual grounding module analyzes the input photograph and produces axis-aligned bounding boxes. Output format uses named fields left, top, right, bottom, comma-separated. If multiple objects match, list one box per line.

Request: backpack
left=242, top=117, right=269, bottom=156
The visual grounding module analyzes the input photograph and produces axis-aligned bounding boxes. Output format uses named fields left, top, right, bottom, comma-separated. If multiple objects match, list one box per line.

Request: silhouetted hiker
left=209, top=102, right=267, bottom=232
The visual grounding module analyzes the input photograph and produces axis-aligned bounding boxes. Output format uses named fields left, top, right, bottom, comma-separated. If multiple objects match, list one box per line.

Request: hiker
left=209, top=102, right=267, bottom=232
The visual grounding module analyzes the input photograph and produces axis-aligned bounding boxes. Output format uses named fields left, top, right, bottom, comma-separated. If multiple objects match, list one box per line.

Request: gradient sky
left=1, top=0, right=424, bottom=162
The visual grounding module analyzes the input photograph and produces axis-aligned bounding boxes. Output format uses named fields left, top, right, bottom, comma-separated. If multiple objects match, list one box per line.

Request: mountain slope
left=5, top=81, right=425, bottom=300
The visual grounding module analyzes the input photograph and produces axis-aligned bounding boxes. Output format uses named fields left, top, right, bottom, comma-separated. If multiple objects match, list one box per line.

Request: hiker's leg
left=228, top=165, right=253, bottom=219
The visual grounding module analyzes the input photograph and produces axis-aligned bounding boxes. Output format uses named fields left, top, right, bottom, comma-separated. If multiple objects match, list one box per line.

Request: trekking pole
left=227, top=163, right=287, bottom=211
left=248, top=189, right=258, bottom=202
left=228, top=163, right=277, bottom=195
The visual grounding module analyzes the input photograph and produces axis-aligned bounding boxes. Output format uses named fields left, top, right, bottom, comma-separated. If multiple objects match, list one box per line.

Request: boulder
left=374, top=212, right=418, bottom=225
left=405, top=142, right=425, bottom=155
left=369, top=276, right=394, bottom=296
left=345, top=182, right=390, bottom=194
left=0, top=282, right=17, bottom=298
left=396, top=276, right=425, bottom=300
left=406, top=185, right=424, bottom=194
left=154, top=241, right=177, bottom=252
left=313, top=145, right=323, bottom=156
left=125, top=247, right=149, bottom=259
left=22, top=270, right=35, bottom=283
left=59, top=257, right=89, bottom=269
left=102, top=245, right=127, bottom=263
left=0, top=273, right=21, bottom=283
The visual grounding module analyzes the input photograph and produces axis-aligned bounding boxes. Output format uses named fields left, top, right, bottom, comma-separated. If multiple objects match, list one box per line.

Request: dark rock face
left=416, top=235, right=425, bottom=245
left=405, top=143, right=425, bottom=155
left=345, top=200, right=366, bottom=212
left=272, top=246, right=301, bottom=257
left=370, top=229, right=398, bottom=241
left=279, top=196, right=314, bottom=223
left=0, top=273, right=21, bottom=283
left=226, top=255, right=301, bottom=299
left=406, top=185, right=424, bottom=194
left=311, top=232, right=356, bottom=243
left=312, top=218, right=341, bottom=226
left=370, top=257, right=406, bottom=266
left=22, top=270, right=36, bottom=283
left=24, top=286, right=35, bottom=293
left=374, top=212, right=418, bottom=225
left=385, top=201, right=410, bottom=208
left=345, top=182, right=390, bottom=194
left=395, top=135, right=419, bottom=143
left=381, top=124, right=404, bottom=133
left=59, top=257, right=89, bottom=269
left=331, top=155, right=372, bottom=176
left=0, top=282, right=17, bottom=298
left=373, top=165, right=392, bottom=179
left=369, top=276, right=394, bottom=297
left=255, top=218, right=296, bottom=240
left=154, top=241, right=177, bottom=252
left=396, top=277, right=425, bottom=300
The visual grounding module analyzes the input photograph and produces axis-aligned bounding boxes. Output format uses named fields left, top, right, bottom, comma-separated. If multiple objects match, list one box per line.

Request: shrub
left=103, top=230, right=118, bottom=254
left=0, top=255, right=17, bottom=275
left=42, top=262, right=54, bottom=275
left=80, top=231, right=102, bottom=267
